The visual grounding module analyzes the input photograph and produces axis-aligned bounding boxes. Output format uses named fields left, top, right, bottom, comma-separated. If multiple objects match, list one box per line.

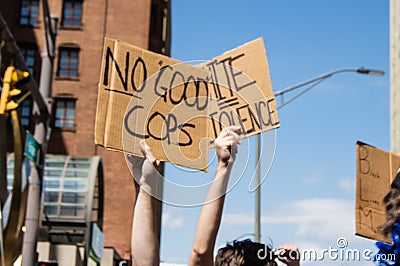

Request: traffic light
left=0, top=66, right=30, bottom=114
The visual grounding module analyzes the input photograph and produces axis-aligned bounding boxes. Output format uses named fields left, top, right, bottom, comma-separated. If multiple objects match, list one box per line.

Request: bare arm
left=127, top=141, right=162, bottom=266
left=189, top=126, right=241, bottom=266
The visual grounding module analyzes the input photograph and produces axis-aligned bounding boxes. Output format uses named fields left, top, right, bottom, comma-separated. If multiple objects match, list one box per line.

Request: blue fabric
left=375, top=222, right=400, bottom=265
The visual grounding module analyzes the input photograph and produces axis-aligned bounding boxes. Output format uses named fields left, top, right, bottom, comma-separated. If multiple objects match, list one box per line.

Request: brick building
left=0, top=0, right=170, bottom=261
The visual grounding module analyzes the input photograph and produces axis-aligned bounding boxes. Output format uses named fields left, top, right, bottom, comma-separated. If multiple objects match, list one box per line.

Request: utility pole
left=254, top=134, right=261, bottom=242
left=391, top=0, right=400, bottom=153
left=21, top=1, right=58, bottom=263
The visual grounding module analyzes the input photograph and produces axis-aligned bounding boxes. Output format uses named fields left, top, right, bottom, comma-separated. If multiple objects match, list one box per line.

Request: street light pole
left=255, top=134, right=261, bottom=242
left=254, top=67, right=384, bottom=243
left=21, top=1, right=58, bottom=264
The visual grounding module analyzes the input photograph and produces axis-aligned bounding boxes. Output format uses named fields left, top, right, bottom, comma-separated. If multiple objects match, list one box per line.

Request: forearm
left=131, top=188, right=160, bottom=266
left=189, top=164, right=232, bottom=265
left=205, top=164, right=232, bottom=201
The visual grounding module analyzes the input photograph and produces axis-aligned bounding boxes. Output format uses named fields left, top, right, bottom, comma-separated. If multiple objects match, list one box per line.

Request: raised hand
left=125, top=140, right=161, bottom=192
left=214, top=125, right=242, bottom=168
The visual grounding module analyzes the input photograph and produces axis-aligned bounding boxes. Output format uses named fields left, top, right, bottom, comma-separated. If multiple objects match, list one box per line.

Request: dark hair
left=215, top=239, right=278, bottom=266
left=381, top=187, right=400, bottom=236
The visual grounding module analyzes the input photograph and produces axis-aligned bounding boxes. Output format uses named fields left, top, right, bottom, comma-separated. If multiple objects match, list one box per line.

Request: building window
left=57, top=46, right=79, bottom=78
left=19, top=45, right=36, bottom=75
left=20, top=0, right=39, bottom=26
left=20, top=97, right=32, bottom=127
left=42, top=156, right=93, bottom=221
left=54, top=97, right=76, bottom=129
left=62, top=0, right=83, bottom=27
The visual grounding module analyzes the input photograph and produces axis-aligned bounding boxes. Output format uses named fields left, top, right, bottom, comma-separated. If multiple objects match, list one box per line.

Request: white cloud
left=337, top=178, right=355, bottom=193
left=162, top=211, right=184, bottom=229
left=266, top=198, right=354, bottom=240
left=220, top=198, right=379, bottom=265
left=222, top=198, right=363, bottom=242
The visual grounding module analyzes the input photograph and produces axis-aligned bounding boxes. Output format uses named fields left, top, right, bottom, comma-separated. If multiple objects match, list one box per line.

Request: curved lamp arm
left=274, top=67, right=384, bottom=109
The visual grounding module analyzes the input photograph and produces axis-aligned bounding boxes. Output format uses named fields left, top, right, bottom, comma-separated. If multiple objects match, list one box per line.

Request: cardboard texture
left=95, top=37, right=279, bottom=170
left=355, top=141, right=400, bottom=243
left=202, top=38, right=280, bottom=140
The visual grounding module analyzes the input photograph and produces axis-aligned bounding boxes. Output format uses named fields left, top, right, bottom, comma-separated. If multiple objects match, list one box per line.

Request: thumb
left=139, top=140, right=159, bottom=165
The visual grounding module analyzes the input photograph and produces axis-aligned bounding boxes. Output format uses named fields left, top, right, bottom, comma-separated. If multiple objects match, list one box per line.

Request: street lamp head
left=356, top=67, right=385, bottom=76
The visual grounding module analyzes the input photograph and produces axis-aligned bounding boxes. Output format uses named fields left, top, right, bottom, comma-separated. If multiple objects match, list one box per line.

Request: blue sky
left=159, top=1, right=390, bottom=265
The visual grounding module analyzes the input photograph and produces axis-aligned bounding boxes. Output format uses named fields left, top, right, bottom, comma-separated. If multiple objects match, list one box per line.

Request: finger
left=139, top=140, right=156, bottom=163
left=215, top=139, right=234, bottom=149
left=220, top=130, right=241, bottom=147
left=231, top=139, right=238, bottom=155
left=139, top=140, right=147, bottom=156
left=219, top=125, right=242, bottom=137
left=226, top=125, right=241, bottom=134
left=217, top=128, right=230, bottom=139
left=215, top=128, right=241, bottom=151
left=218, top=127, right=238, bottom=139
left=226, top=129, right=242, bottom=145
left=124, top=152, right=145, bottom=166
left=216, top=139, right=238, bottom=157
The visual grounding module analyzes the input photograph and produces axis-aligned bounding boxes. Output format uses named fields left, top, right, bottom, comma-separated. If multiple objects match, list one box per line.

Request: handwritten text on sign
left=95, top=38, right=280, bottom=170
left=355, top=141, right=400, bottom=243
left=203, top=39, right=279, bottom=140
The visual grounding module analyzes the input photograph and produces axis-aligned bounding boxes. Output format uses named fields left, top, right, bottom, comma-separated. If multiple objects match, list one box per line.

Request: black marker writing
left=103, top=46, right=147, bottom=93
left=124, top=105, right=195, bottom=146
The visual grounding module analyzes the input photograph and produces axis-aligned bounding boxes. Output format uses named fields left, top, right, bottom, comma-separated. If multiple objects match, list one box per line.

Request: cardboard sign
left=95, top=37, right=280, bottom=170
left=202, top=38, right=279, bottom=140
left=95, top=38, right=210, bottom=170
left=355, top=141, right=400, bottom=242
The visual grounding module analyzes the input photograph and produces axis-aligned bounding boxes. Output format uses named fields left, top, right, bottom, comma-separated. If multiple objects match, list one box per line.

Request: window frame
left=61, top=0, right=83, bottom=28
left=19, top=0, right=40, bottom=26
left=53, top=96, right=77, bottom=131
left=19, top=97, right=32, bottom=128
left=18, top=42, right=38, bottom=77
left=57, top=45, right=80, bottom=80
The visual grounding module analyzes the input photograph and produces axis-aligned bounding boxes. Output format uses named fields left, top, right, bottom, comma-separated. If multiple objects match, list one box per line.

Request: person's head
left=381, top=171, right=400, bottom=236
left=215, top=239, right=278, bottom=266
left=381, top=188, right=400, bottom=236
